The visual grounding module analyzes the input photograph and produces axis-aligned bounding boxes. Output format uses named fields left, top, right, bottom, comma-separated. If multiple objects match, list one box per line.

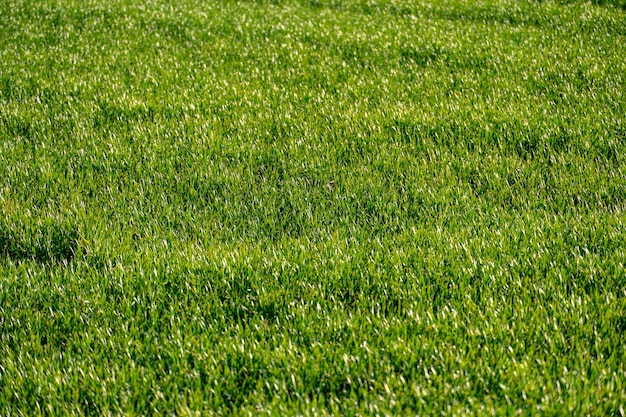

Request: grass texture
left=1, top=0, right=626, bottom=414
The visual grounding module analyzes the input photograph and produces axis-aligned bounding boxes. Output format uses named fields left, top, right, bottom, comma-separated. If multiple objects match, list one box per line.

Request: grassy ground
left=1, top=0, right=626, bottom=414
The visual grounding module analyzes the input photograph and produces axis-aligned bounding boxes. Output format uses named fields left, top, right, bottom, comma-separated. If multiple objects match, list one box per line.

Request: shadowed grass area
left=0, top=215, right=78, bottom=264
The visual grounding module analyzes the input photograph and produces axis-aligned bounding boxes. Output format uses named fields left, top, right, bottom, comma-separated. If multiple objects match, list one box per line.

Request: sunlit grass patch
left=1, top=0, right=625, bottom=414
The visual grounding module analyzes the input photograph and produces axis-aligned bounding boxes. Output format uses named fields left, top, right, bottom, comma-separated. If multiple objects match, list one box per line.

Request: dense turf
left=1, top=0, right=626, bottom=414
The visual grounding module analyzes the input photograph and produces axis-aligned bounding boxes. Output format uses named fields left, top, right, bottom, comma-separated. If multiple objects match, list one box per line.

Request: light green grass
left=1, top=0, right=626, bottom=414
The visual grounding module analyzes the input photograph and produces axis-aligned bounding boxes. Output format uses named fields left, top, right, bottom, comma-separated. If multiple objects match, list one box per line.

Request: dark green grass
left=1, top=0, right=626, bottom=414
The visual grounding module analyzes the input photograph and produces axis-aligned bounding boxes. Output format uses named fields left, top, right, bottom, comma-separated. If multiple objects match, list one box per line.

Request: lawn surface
left=1, top=0, right=626, bottom=414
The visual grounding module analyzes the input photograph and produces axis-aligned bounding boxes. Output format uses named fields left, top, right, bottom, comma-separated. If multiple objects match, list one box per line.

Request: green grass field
left=1, top=0, right=626, bottom=414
